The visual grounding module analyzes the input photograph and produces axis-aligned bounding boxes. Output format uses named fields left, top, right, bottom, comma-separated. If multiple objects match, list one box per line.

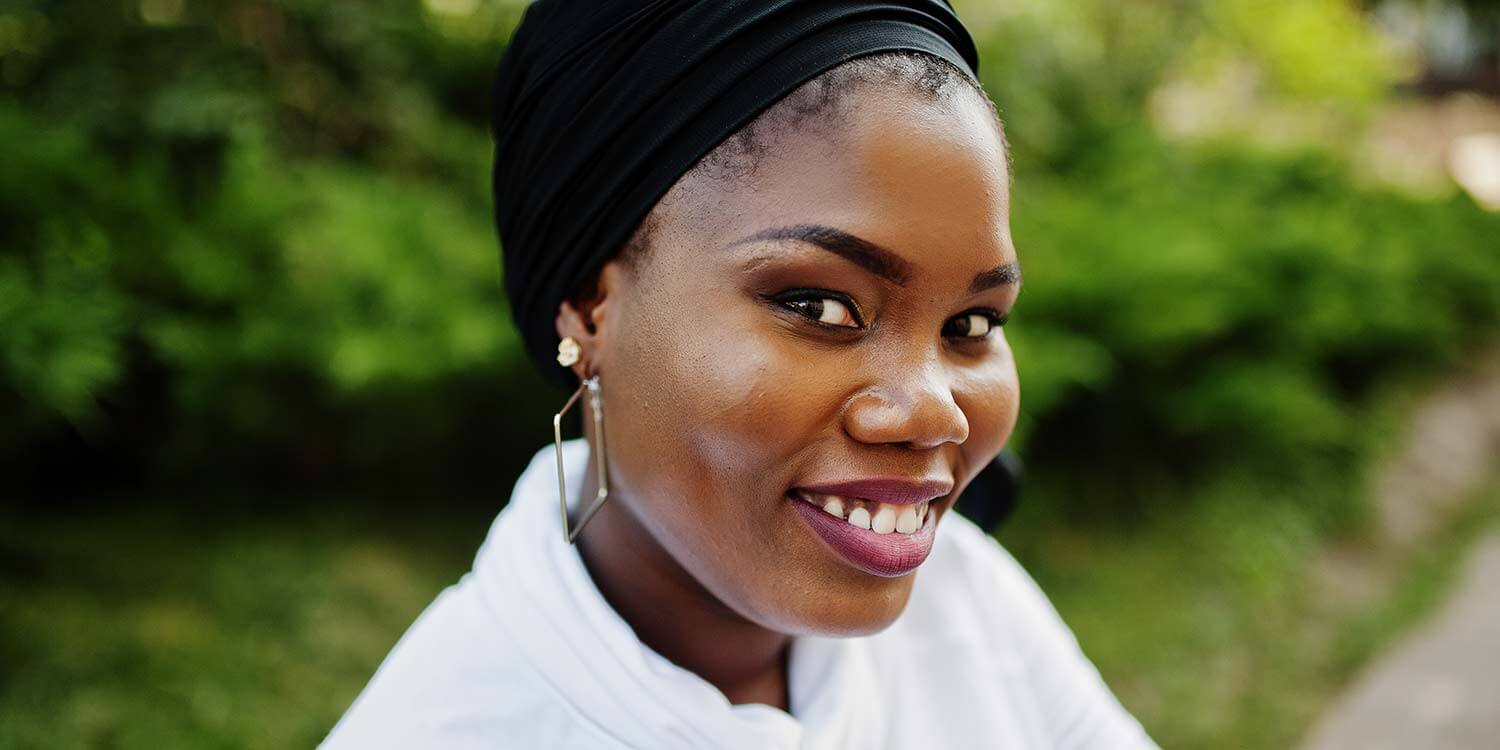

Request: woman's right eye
left=778, top=294, right=862, bottom=329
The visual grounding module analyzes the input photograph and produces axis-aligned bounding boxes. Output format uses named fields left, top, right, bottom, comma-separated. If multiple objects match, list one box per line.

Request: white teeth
left=847, top=506, right=872, bottom=529
left=895, top=506, right=919, bottom=534
left=798, top=491, right=932, bottom=534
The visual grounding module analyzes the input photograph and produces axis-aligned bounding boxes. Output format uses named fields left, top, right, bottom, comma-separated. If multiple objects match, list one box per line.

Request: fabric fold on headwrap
left=492, top=0, right=981, bottom=381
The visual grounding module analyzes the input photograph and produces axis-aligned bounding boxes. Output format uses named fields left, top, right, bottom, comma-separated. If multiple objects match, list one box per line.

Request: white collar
left=470, top=439, right=882, bottom=749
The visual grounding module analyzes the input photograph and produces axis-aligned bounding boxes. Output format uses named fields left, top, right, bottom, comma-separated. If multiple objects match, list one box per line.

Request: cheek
left=605, top=283, right=833, bottom=526
left=674, top=336, right=810, bottom=473
left=955, top=342, right=1021, bottom=476
left=601, top=284, right=856, bottom=627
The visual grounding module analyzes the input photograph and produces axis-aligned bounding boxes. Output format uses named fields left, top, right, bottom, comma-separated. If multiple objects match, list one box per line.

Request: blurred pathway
left=1303, top=533, right=1500, bottom=749
left=1304, top=353, right=1500, bottom=750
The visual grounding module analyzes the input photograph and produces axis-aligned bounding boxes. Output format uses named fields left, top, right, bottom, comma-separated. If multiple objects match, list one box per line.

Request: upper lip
left=794, top=478, right=953, bottom=506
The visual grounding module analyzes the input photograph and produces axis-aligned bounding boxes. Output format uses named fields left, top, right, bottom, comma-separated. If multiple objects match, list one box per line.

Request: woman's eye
left=782, top=296, right=860, bottom=328
left=944, top=311, right=1003, bottom=339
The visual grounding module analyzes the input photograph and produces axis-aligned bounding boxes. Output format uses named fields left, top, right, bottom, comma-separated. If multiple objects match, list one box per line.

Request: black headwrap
left=491, top=0, right=981, bottom=382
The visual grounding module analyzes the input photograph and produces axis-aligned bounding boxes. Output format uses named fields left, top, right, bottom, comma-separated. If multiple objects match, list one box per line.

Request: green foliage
left=956, top=0, right=1500, bottom=528
left=1196, top=0, right=1403, bottom=103
left=1007, top=131, right=1500, bottom=524
left=0, top=107, right=129, bottom=428
left=5, top=0, right=1496, bottom=493
left=1, top=0, right=551, bottom=480
left=4, top=1, right=1500, bottom=748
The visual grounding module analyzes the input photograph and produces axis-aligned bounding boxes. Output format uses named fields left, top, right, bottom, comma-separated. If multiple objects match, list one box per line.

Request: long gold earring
left=553, top=338, right=609, bottom=544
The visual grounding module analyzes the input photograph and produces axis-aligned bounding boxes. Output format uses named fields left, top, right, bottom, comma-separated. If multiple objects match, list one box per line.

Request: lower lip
left=789, top=495, right=938, bottom=577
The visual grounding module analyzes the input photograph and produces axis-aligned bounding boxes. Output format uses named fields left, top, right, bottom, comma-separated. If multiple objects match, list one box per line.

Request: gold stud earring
left=556, top=336, right=581, bottom=367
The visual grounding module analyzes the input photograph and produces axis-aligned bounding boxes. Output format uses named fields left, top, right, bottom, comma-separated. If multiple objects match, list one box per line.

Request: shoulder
left=905, top=510, right=1065, bottom=643
left=320, top=575, right=623, bottom=750
left=890, top=511, right=1160, bottom=749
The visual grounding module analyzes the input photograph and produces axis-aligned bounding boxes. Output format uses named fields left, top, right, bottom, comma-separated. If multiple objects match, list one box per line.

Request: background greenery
left=3, top=0, right=1499, bottom=748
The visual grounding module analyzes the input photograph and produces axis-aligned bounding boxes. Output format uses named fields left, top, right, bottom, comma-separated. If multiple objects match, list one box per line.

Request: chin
left=758, top=573, right=918, bottom=638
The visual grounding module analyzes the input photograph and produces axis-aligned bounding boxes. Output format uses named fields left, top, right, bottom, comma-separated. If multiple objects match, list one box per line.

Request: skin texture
left=553, top=82, right=1020, bottom=711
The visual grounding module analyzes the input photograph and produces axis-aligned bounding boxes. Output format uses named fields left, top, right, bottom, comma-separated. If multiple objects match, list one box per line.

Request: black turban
left=491, top=0, right=981, bottom=382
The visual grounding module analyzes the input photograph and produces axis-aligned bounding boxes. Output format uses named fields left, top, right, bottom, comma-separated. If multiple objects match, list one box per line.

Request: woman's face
left=581, top=85, right=1019, bottom=636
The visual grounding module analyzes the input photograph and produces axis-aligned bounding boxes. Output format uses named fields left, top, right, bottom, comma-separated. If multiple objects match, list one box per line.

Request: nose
left=843, top=360, right=970, bottom=450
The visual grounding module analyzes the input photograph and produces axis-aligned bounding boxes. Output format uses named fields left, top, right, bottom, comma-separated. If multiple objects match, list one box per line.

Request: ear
left=554, top=258, right=632, bottom=380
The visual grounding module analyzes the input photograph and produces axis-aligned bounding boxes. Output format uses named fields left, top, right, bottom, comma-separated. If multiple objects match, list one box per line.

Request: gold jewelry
left=553, top=375, right=609, bottom=543
left=556, top=336, right=581, bottom=367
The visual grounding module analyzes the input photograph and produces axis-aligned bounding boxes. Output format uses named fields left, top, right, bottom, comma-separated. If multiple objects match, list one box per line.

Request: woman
left=325, top=1, right=1156, bottom=747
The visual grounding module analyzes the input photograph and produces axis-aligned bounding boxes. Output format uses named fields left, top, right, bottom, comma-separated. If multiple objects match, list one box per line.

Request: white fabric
left=323, top=440, right=1158, bottom=749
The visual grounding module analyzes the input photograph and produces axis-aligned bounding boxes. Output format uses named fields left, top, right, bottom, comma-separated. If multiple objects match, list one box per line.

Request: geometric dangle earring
left=553, top=336, right=610, bottom=544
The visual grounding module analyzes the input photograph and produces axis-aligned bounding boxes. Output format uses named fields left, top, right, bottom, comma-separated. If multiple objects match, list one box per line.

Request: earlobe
left=555, top=299, right=598, bottom=379
left=554, top=259, right=627, bottom=378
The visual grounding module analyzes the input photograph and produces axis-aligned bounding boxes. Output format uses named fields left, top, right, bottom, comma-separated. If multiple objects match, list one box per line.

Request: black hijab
left=491, top=0, right=980, bottom=382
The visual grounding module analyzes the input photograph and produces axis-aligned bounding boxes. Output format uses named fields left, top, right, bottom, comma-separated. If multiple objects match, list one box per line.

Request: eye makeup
left=767, top=288, right=866, bottom=330
left=942, top=309, right=1008, bottom=339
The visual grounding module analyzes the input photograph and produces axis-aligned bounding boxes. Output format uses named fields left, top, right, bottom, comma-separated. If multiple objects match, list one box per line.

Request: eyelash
left=943, top=309, right=1009, bottom=340
left=772, top=290, right=865, bottom=330
left=770, top=290, right=1007, bottom=339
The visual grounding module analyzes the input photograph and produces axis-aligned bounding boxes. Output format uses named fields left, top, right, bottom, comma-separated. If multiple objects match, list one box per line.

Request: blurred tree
left=1, top=0, right=542, bottom=491
left=1, top=0, right=1497, bottom=513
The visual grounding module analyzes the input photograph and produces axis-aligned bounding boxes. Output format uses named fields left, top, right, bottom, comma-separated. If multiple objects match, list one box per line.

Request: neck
left=573, top=443, right=792, bottom=711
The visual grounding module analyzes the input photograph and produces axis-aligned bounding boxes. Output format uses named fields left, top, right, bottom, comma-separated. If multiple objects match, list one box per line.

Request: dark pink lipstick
left=795, top=478, right=951, bottom=506
left=787, top=478, right=950, bottom=577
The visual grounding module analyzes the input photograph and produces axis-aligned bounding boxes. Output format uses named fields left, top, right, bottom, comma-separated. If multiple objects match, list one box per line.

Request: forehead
left=662, top=88, right=1014, bottom=274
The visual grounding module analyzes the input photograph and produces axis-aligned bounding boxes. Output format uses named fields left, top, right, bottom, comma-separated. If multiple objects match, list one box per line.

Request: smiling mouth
left=790, top=489, right=930, bottom=534
left=785, top=489, right=943, bottom=577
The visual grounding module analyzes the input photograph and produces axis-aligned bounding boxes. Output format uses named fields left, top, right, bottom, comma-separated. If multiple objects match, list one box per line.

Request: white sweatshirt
left=323, top=440, right=1157, bottom=749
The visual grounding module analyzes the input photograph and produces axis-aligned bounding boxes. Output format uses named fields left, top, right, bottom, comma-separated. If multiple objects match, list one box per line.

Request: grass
left=1, top=478, right=1494, bottom=749
left=1001, top=478, right=1500, bottom=749
left=0, top=495, right=494, bottom=749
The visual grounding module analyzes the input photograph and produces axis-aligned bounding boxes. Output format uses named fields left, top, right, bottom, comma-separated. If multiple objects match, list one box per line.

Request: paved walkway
left=1303, top=531, right=1500, bottom=749
left=1305, top=352, right=1500, bottom=749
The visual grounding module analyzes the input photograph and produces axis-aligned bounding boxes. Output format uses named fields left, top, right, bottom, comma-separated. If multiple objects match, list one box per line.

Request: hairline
left=614, top=51, right=1007, bottom=276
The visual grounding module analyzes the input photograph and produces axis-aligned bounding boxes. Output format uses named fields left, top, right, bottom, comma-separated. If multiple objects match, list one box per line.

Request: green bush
left=2, top=0, right=1498, bottom=501
left=0, top=1, right=549, bottom=485
left=1007, top=129, right=1500, bottom=525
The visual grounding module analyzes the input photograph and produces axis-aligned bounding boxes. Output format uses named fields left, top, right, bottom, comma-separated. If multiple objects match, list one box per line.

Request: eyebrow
left=729, top=223, right=1022, bottom=293
left=969, top=261, right=1022, bottom=294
